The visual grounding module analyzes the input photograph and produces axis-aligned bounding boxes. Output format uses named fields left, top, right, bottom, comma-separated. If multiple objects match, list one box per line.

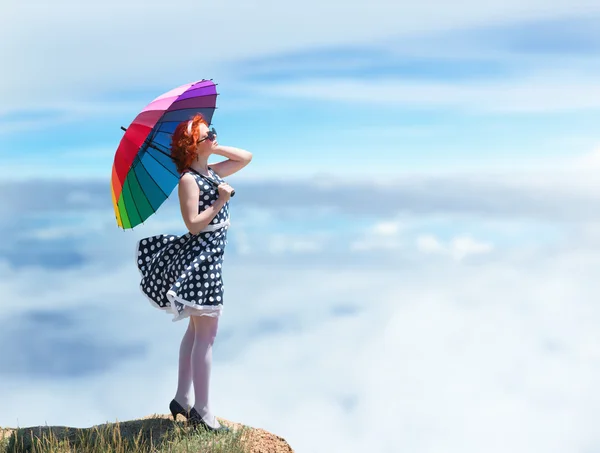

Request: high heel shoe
left=169, top=399, right=192, bottom=421
left=188, top=408, right=231, bottom=433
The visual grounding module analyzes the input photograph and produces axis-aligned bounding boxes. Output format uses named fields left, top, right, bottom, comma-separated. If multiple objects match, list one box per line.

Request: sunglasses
left=197, top=127, right=217, bottom=143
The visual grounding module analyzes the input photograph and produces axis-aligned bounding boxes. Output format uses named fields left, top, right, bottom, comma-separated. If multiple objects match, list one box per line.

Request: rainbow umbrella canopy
left=111, top=79, right=218, bottom=229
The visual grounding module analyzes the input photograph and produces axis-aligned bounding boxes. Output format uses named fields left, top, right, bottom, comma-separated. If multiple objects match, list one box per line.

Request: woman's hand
left=218, top=182, right=234, bottom=201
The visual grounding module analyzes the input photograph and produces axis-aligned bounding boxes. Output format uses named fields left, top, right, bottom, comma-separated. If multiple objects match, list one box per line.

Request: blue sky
left=2, top=8, right=600, bottom=179
left=2, top=2, right=600, bottom=452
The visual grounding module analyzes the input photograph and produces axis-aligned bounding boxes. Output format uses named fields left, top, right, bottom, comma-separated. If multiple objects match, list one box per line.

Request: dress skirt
left=135, top=167, right=231, bottom=322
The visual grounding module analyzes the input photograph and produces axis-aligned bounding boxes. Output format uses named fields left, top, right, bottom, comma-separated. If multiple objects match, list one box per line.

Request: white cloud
left=450, top=235, right=495, bottom=259
left=417, top=234, right=495, bottom=260
left=571, top=146, right=600, bottom=170
left=350, top=219, right=404, bottom=252
left=353, top=218, right=494, bottom=260
left=372, top=220, right=402, bottom=237
left=246, top=71, right=600, bottom=113
left=267, top=233, right=327, bottom=254
left=416, top=234, right=447, bottom=254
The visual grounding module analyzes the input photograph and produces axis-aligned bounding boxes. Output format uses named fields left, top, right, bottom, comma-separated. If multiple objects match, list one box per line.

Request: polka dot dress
left=135, top=167, right=231, bottom=322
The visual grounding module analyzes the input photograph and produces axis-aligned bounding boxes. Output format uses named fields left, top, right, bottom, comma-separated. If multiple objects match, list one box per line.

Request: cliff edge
left=0, top=414, right=294, bottom=453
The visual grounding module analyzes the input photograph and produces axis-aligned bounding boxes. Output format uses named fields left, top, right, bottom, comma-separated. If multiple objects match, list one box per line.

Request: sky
left=1, top=1, right=600, bottom=452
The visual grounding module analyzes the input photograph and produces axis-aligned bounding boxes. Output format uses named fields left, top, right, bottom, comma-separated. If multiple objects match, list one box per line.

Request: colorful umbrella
left=110, top=79, right=218, bottom=230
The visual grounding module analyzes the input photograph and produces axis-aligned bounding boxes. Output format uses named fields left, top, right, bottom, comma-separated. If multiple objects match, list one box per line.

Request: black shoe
left=169, top=399, right=192, bottom=421
left=188, top=408, right=231, bottom=433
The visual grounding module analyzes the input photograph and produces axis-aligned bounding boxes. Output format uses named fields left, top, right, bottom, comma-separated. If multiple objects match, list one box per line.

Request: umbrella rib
left=121, top=145, right=179, bottom=228
left=125, top=169, right=144, bottom=227
left=131, top=157, right=160, bottom=219
left=142, top=141, right=180, bottom=179
left=121, top=134, right=177, bottom=178
left=141, top=94, right=218, bottom=113
left=153, top=103, right=218, bottom=116
left=171, top=92, right=218, bottom=100
left=138, top=146, right=178, bottom=198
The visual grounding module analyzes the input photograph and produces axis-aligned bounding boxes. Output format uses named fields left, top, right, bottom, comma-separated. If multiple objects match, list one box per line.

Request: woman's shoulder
left=179, top=169, right=198, bottom=181
left=178, top=171, right=199, bottom=188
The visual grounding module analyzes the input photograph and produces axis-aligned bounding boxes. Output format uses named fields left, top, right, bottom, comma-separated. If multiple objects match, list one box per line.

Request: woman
left=135, top=113, right=252, bottom=432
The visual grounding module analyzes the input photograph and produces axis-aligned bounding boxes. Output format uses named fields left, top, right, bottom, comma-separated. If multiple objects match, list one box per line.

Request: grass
left=0, top=415, right=251, bottom=453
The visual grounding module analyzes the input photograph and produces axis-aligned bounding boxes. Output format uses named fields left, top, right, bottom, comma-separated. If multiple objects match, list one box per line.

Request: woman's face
left=195, top=122, right=215, bottom=155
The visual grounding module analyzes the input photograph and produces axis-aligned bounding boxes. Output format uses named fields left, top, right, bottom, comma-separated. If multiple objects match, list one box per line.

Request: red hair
left=170, top=114, right=208, bottom=174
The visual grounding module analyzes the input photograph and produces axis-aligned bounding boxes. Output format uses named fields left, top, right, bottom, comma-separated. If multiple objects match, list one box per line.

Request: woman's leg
left=191, top=314, right=220, bottom=428
left=174, top=316, right=195, bottom=410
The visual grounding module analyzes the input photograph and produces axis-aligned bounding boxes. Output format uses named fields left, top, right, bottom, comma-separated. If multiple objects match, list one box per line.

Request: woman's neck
left=189, top=158, right=210, bottom=175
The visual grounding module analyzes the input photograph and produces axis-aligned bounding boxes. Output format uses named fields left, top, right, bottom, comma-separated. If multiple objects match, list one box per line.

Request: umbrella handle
left=207, top=177, right=236, bottom=198
left=220, top=184, right=236, bottom=198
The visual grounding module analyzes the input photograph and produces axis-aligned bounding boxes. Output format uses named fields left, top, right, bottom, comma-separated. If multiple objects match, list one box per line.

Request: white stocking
left=174, top=317, right=195, bottom=410
left=191, top=314, right=220, bottom=429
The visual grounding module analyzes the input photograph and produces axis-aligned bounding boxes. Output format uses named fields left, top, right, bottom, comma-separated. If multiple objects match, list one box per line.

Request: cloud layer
left=0, top=171, right=599, bottom=453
